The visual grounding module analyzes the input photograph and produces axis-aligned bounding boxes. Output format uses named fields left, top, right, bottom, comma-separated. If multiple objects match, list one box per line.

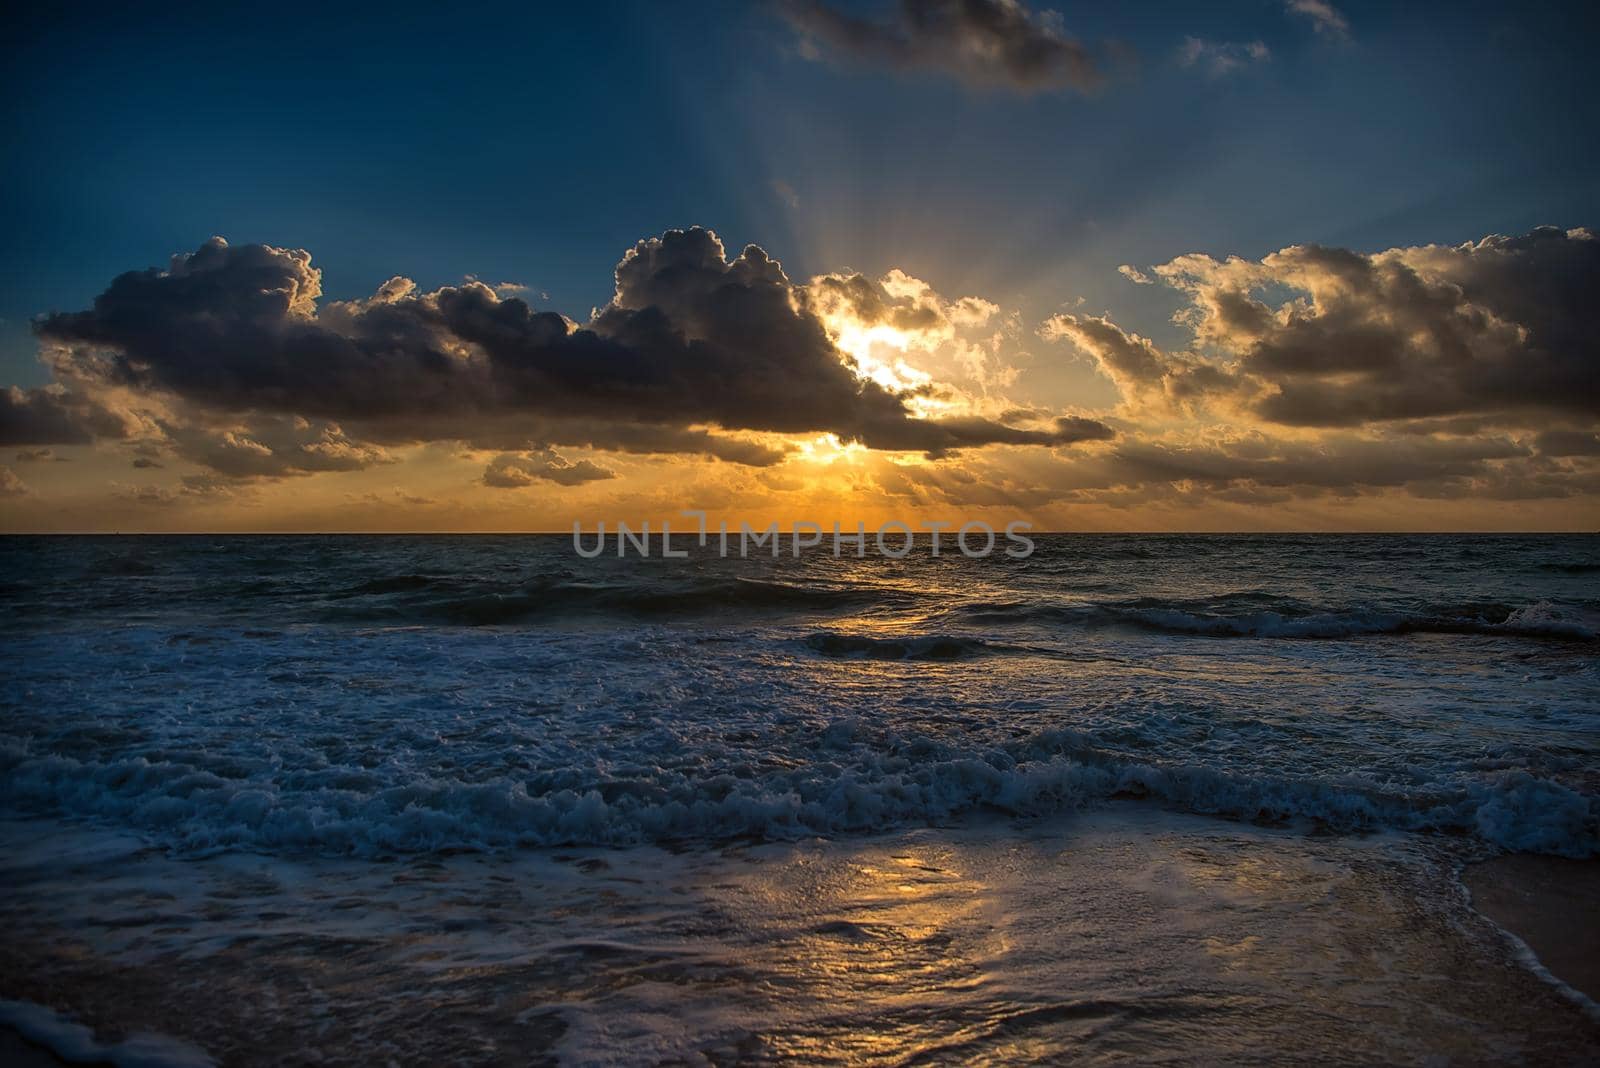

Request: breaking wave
left=1, top=731, right=1593, bottom=859
left=802, top=631, right=1009, bottom=660
left=959, top=597, right=1598, bottom=641
left=328, top=575, right=912, bottom=625
left=3, top=534, right=1595, bottom=875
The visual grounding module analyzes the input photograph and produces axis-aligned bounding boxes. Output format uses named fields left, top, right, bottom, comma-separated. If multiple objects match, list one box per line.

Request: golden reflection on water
left=727, top=821, right=1447, bottom=1065
left=756, top=843, right=1000, bottom=1061
left=7, top=813, right=1593, bottom=1064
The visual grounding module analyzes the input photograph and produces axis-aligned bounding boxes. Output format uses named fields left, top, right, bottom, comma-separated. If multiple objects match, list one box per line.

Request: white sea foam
left=2, top=729, right=1594, bottom=857
left=0, top=999, right=213, bottom=1067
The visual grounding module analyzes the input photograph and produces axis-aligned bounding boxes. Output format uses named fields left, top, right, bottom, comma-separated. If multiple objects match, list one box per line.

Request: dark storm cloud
left=1535, top=429, right=1600, bottom=457
left=0, top=385, right=128, bottom=446
left=1241, top=230, right=1600, bottom=426
left=1058, top=226, right=1600, bottom=429
left=469, top=229, right=914, bottom=437
left=39, top=238, right=469, bottom=425
left=779, top=0, right=1104, bottom=93
left=33, top=229, right=1108, bottom=461
left=877, top=414, right=1115, bottom=457
left=160, top=418, right=395, bottom=479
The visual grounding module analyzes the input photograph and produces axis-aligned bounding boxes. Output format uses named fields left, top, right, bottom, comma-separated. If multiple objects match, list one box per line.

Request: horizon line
left=2, top=530, right=1595, bottom=538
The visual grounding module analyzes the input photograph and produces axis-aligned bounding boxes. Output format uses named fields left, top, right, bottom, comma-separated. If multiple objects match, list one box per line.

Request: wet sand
left=3, top=809, right=1597, bottom=1064
left=1464, top=854, right=1600, bottom=1006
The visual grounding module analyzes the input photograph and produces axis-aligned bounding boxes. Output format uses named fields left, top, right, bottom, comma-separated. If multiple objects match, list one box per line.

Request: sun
left=796, top=432, right=867, bottom=464
left=828, top=321, right=934, bottom=395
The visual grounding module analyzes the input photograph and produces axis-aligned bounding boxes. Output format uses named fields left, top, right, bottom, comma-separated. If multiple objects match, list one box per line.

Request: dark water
left=3, top=533, right=1599, bottom=1064
left=1, top=533, right=1595, bottom=857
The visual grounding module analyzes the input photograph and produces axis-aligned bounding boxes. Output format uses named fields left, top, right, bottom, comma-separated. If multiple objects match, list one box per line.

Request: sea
left=1, top=533, right=1597, bottom=1064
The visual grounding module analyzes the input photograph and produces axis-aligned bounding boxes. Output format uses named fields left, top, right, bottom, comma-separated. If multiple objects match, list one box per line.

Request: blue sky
left=5, top=0, right=1596, bottom=386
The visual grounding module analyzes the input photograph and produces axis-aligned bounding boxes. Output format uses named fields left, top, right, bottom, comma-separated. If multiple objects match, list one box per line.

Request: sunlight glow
left=796, top=433, right=868, bottom=463
left=829, top=322, right=934, bottom=395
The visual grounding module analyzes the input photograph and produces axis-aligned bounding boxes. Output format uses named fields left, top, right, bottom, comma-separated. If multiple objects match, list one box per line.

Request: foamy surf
left=2, top=723, right=1593, bottom=857
left=0, top=999, right=214, bottom=1067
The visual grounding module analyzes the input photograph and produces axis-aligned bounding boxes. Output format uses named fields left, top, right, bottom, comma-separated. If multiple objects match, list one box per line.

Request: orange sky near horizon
left=3, top=227, right=1597, bottom=535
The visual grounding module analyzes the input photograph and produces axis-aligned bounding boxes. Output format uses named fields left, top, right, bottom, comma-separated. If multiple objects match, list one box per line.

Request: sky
left=2, top=0, right=1597, bottom=532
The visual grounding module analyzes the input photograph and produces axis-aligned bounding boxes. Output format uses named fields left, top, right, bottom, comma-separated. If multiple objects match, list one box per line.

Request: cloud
left=0, top=385, right=129, bottom=446
left=357, top=487, right=435, bottom=506
left=1040, top=312, right=1241, bottom=415
left=479, top=422, right=793, bottom=467
left=1023, top=225, right=1600, bottom=512
left=0, top=466, right=30, bottom=497
left=1285, top=0, right=1349, bottom=39
left=112, top=473, right=251, bottom=507
left=805, top=267, right=1022, bottom=394
left=1103, top=434, right=1530, bottom=496
left=482, top=451, right=617, bottom=488
left=1536, top=429, right=1600, bottom=457
left=11, top=225, right=1594, bottom=521
left=861, top=413, right=1115, bottom=456
left=874, top=428, right=1591, bottom=509
left=1178, top=37, right=1270, bottom=78
left=1055, top=226, right=1599, bottom=429
left=159, top=417, right=396, bottom=479
left=779, top=0, right=1104, bottom=93
left=32, top=230, right=1110, bottom=463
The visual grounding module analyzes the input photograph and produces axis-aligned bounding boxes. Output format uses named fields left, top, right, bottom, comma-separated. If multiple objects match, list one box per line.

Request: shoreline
left=1463, top=854, right=1600, bottom=1012
left=3, top=807, right=1597, bottom=1063
left=0, top=1029, right=67, bottom=1068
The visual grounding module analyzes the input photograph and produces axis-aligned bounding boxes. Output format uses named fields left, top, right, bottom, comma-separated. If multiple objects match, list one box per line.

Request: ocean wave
left=958, top=597, right=1598, bottom=641
left=0, top=1000, right=213, bottom=1068
left=343, top=573, right=449, bottom=595
left=327, top=576, right=910, bottom=624
left=802, top=631, right=1004, bottom=660
left=82, top=554, right=161, bottom=577
left=2, top=731, right=1593, bottom=859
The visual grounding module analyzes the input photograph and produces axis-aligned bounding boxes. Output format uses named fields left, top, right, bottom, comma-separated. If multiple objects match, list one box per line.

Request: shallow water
left=1, top=809, right=1595, bottom=1064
